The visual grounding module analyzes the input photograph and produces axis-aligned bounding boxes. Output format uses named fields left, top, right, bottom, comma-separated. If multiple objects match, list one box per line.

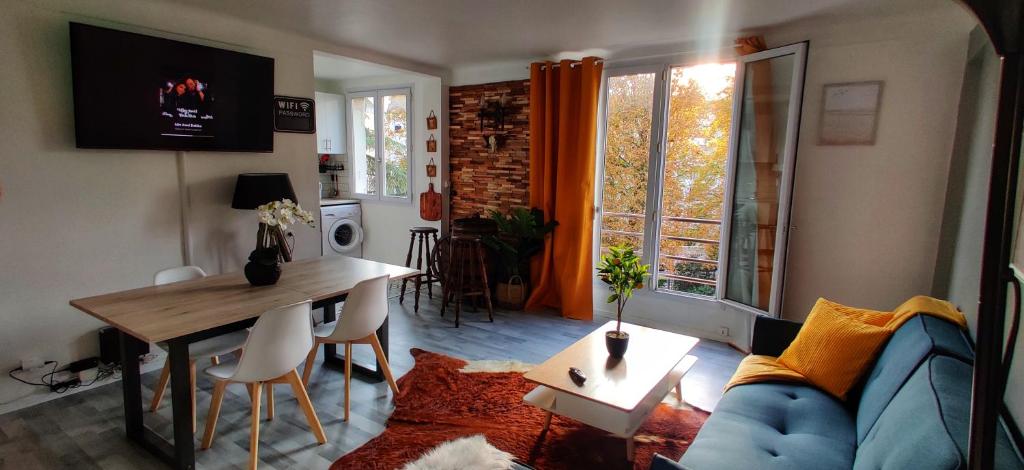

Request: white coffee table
left=523, top=321, right=699, bottom=461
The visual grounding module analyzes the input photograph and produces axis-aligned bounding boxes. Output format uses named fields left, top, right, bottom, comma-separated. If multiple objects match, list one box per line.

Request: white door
left=718, top=42, right=808, bottom=318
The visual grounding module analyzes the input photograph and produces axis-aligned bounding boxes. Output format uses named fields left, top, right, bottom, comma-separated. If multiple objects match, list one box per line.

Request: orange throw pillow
left=778, top=298, right=891, bottom=400
left=818, top=298, right=893, bottom=327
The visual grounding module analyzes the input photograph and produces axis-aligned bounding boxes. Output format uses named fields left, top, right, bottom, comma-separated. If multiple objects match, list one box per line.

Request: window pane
left=601, top=73, right=655, bottom=257
left=350, top=95, right=377, bottom=195
left=657, top=63, right=735, bottom=296
left=725, top=54, right=796, bottom=311
left=382, top=93, right=409, bottom=198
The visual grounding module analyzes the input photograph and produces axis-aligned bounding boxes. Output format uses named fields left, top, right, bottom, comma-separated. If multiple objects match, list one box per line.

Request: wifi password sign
left=273, top=96, right=316, bottom=134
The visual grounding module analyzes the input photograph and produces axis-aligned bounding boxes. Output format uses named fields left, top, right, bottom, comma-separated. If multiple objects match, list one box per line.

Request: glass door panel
left=600, top=72, right=657, bottom=256
left=721, top=43, right=807, bottom=315
left=656, top=63, right=735, bottom=296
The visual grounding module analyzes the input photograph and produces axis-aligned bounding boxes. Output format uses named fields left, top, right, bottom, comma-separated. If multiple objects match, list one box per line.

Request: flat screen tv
left=69, top=22, right=274, bottom=152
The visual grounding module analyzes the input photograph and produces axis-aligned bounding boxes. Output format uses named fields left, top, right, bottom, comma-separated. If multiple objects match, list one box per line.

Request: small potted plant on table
left=597, top=244, right=650, bottom=358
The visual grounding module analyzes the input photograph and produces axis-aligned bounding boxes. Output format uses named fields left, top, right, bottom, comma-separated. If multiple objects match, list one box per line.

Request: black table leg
left=319, top=297, right=386, bottom=382
left=166, top=339, right=195, bottom=470
left=118, top=331, right=187, bottom=468
left=322, top=299, right=338, bottom=364
left=119, top=332, right=144, bottom=438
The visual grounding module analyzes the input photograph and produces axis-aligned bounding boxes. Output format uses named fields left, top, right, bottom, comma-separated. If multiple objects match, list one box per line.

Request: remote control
left=569, top=367, right=587, bottom=386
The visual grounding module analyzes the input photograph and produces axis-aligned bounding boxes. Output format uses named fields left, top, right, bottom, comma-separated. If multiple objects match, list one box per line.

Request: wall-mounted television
left=69, top=22, right=274, bottom=152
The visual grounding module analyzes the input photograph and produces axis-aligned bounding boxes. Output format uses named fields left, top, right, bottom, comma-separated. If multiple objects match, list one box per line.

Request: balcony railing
left=600, top=211, right=721, bottom=290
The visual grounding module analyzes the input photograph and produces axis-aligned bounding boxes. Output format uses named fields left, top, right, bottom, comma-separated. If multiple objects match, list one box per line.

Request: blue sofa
left=653, top=314, right=1024, bottom=470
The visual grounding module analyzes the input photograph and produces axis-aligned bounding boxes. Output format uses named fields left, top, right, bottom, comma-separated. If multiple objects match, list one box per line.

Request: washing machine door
left=327, top=218, right=363, bottom=254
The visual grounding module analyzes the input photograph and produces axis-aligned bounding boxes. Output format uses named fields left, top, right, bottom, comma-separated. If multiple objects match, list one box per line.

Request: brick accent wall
left=448, top=80, right=530, bottom=220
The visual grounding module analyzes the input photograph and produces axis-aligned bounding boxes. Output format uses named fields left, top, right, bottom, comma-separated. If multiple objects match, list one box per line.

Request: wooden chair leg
left=343, top=343, right=353, bottom=421
left=246, top=383, right=255, bottom=403
left=190, top=361, right=197, bottom=433
left=399, top=232, right=415, bottom=303
left=440, top=280, right=450, bottom=317
left=201, top=380, right=227, bottom=449
left=264, top=383, right=274, bottom=420
left=149, top=361, right=171, bottom=412
left=425, top=234, right=434, bottom=299
left=211, top=356, right=220, bottom=366
left=368, top=334, right=400, bottom=397
left=301, top=343, right=319, bottom=386
left=248, top=382, right=262, bottom=470
left=284, top=370, right=327, bottom=444
left=414, top=234, right=425, bottom=313
left=475, top=242, right=494, bottom=322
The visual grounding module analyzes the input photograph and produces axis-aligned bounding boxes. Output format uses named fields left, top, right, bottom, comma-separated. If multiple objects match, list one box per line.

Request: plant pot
left=605, top=331, right=630, bottom=358
left=244, top=247, right=281, bottom=286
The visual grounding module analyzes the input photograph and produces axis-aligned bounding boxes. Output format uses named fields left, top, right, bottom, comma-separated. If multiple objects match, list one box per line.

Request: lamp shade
left=230, top=173, right=297, bottom=209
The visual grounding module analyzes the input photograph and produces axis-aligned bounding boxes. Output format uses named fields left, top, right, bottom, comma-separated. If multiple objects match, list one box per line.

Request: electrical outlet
left=719, top=326, right=730, bottom=337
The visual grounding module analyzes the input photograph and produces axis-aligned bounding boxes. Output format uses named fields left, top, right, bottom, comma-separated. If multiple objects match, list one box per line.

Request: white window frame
left=346, top=86, right=413, bottom=203
left=595, top=42, right=807, bottom=318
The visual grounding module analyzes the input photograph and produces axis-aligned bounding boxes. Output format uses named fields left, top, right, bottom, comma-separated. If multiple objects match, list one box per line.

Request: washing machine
left=321, top=200, right=363, bottom=258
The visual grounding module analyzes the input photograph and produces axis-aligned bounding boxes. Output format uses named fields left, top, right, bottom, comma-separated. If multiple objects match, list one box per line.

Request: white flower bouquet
left=254, top=199, right=316, bottom=263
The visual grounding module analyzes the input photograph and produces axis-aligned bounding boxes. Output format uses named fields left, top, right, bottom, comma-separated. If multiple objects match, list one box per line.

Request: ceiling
left=171, top=0, right=955, bottom=69
left=313, top=52, right=406, bottom=80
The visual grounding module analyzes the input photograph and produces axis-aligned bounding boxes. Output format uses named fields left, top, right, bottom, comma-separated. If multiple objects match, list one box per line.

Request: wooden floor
left=0, top=290, right=742, bottom=469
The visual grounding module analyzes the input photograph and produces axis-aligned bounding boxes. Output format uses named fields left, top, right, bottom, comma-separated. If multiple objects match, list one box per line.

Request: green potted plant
left=483, top=208, right=557, bottom=308
left=597, top=244, right=650, bottom=358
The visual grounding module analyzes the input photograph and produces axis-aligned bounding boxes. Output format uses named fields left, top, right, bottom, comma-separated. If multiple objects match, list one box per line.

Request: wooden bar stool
left=439, top=233, right=494, bottom=327
left=399, top=226, right=438, bottom=312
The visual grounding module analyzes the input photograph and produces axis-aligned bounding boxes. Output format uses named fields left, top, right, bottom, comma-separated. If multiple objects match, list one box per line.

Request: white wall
left=0, top=0, right=443, bottom=406
left=769, top=7, right=974, bottom=320
left=333, top=73, right=444, bottom=266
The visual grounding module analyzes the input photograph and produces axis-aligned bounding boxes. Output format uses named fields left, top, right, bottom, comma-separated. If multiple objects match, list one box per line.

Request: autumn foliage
left=600, top=66, right=734, bottom=295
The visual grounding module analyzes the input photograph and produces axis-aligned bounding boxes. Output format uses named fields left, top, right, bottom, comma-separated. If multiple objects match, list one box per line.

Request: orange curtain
left=526, top=57, right=604, bottom=319
left=735, top=36, right=777, bottom=310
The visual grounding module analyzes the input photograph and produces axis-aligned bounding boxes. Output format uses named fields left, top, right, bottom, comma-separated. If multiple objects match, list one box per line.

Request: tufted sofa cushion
left=678, top=382, right=855, bottom=470
left=853, top=315, right=975, bottom=442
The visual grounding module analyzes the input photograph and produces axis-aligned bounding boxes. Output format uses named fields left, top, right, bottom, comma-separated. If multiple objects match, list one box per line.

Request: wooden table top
left=523, top=321, right=699, bottom=412
left=69, top=256, right=418, bottom=343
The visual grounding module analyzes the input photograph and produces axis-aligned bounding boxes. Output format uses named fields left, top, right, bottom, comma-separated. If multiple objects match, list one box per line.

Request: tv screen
left=69, top=22, right=274, bottom=152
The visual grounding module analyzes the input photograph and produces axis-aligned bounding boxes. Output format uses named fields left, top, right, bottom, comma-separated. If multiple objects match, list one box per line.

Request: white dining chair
left=301, top=274, right=400, bottom=421
left=201, top=300, right=326, bottom=470
left=150, top=266, right=249, bottom=432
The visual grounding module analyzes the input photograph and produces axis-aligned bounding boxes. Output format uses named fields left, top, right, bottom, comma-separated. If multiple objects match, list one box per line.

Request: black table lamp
left=230, top=173, right=297, bottom=209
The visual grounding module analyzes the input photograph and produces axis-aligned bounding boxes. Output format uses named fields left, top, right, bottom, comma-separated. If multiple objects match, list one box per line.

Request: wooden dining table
left=69, top=256, right=418, bottom=470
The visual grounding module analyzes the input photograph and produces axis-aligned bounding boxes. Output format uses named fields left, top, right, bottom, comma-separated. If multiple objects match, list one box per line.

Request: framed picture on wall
left=818, top=81, right=883, bottom=145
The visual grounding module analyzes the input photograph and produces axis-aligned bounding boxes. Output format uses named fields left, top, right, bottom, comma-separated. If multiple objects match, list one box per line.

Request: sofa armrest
left=750, top=315, right=803, bottom=356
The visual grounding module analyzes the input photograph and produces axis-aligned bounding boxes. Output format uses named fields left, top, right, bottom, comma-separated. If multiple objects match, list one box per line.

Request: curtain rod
left=536, top=59, right=606, bottom=70
left=530, top=43, right=738, bottom=70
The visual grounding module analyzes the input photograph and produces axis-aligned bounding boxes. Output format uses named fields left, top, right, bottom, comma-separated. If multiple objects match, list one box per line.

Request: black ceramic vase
left=244, top=246, right=281, bottom=286
left=605, top=330, right=630, bottom=358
